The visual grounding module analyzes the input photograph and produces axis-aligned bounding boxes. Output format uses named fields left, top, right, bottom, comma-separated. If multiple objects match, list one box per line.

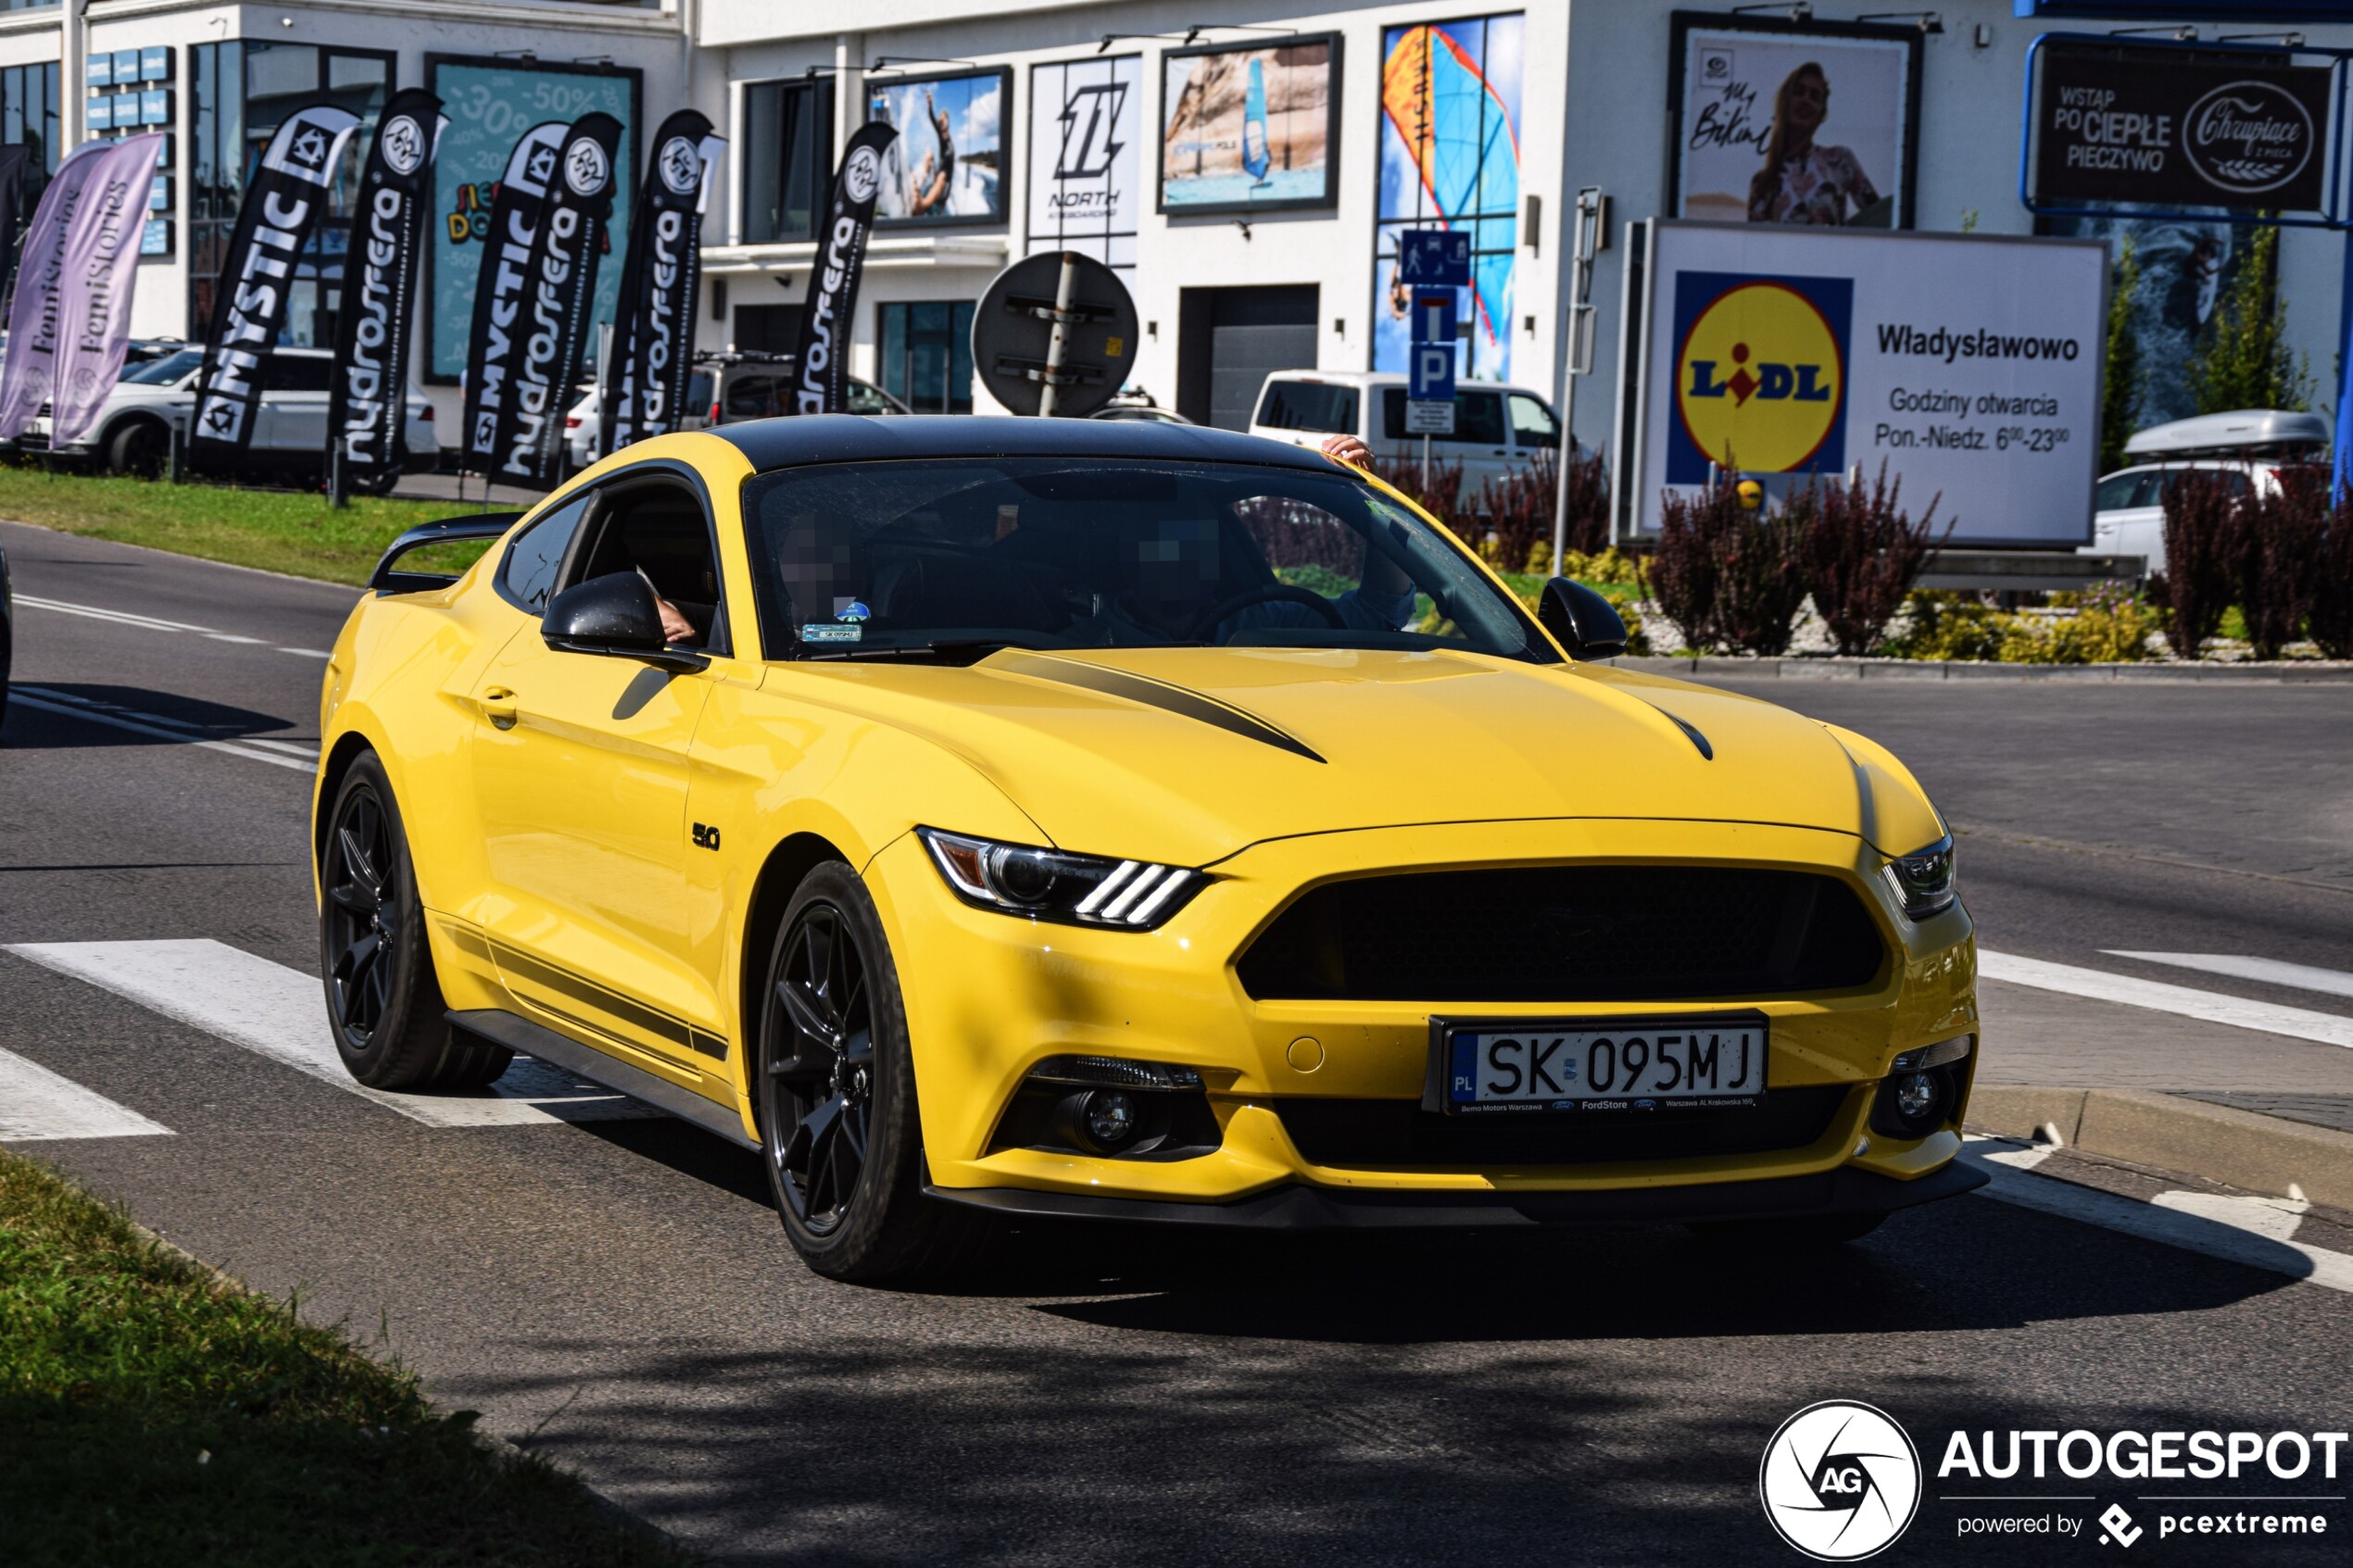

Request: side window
left=497, top=494, right=592, bottom=614
left=1509, top=394, right=1559, bottom=446
left=1256, top=381, right=1359, bottom=434
left=562, top=478, right=731, bottom=656
left=2093, top=472, right=2143, bottom=511
left=263, top=356, right=333, bottom=393
left=1453, top=392, right=1506, bottom=446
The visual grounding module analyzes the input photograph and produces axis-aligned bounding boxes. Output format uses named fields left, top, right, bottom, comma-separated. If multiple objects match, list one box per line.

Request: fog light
left=1894, top=1070, right=1940, bottom=1122
left=1084, top=1090, right=1138, bottom=1148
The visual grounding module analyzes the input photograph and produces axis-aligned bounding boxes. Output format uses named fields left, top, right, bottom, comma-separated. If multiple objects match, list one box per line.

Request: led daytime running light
left=919, top=829, right=1204, bottom=930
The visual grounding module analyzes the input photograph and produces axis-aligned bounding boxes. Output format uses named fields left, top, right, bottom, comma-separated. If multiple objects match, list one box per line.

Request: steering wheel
left=1189, top=583, right=1349, bottom=640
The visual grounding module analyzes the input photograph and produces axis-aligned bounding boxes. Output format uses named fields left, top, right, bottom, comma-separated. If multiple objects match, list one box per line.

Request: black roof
left=711, top=414, right=1337, bottom=474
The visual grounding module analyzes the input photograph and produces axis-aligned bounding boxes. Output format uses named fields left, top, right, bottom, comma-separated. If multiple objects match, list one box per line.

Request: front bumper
left=869, top=816, right=1980, bottom=1217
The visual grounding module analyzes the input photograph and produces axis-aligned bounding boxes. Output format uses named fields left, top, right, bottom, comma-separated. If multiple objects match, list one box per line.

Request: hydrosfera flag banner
left=328, top=90, right=446, bottom=488
left=790, top=121, right=898, bottom=415
left=487, top=112, right=621, bottom=489
left=598, top=109, right=723, bottom=460
left=190, top=105, right=362, bottom=467
left=0, top=141, right=109, bottom=443
left=461, top=120, right=568, bottom=475
left=50, top=133, right=166, bottom=451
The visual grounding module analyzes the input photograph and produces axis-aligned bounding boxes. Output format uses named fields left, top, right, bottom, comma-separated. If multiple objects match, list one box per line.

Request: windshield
left=740, top=457, right=1554, bottom=663
left=122, top=348, right=204, bottom=386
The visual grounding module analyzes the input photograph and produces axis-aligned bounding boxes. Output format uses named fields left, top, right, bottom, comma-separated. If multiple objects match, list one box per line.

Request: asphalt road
left=6, top=521, right=2353, bottom=1566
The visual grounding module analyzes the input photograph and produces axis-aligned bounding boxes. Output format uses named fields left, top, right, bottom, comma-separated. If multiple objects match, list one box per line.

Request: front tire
left=757, top=862, right=980, bottom=1284
left=319, top=753, right=511, bottom=1090
left=107, top=418, right=168, bottom=479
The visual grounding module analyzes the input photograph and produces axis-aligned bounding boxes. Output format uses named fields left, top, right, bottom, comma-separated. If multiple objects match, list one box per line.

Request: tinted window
left=1509, top=394, right=1559, bottom=445
left=739, top=457, right=1554, bottom=663
left=123, top=348, right=206, bottom=385
left=1381, top=388, right=1506, bottom=445
left=724, top=374, right=785, bottom=420
left=845, top=379, right=901, bottom=417
left=2093, top=472, right=2145, bottom=511
left=2155, top=467, right=2251, bottom=500
left=1256, top=381, right=1359, bottom=434
left=498, top=495, right=590, bottom=614
left=263, top=355, right=333, bottom=393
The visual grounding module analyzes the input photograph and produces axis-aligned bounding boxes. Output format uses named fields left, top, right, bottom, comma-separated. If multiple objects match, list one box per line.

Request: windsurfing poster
left=1373, top=13, right=1523, bottom=385
left=868, top=67, right=1008, bottom=228
left=1158, top=34, right=1340, bottom=214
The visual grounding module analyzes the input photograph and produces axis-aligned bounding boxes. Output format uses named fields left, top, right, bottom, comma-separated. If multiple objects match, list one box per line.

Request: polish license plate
left=1437, top=1014, right=1768, bottom=1114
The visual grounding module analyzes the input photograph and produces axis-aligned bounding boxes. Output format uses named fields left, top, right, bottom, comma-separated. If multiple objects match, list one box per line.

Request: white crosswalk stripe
left=6, top=939, right=652, bottom=1128
left=2103, top=951, right=2353, bottom=1004
left=0, top=1046, right=173, bottom=1142
left=1977, top=949, right=2353, bottom=1050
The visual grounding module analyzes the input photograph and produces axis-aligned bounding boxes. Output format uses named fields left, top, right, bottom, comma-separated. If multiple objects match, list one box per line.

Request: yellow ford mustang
left=313, top=417, right=1981, bottom=1282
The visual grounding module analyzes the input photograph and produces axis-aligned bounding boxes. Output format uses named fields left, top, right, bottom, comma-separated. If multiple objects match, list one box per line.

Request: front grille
left=1277, top=1086, right=1852, bottom=1168
left=1236, top=866, right=1885, bottom=1002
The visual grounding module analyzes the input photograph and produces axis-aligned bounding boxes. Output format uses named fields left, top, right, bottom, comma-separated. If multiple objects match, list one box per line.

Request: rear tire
left=320, top=753, right=512, bottom=1090
left=756, top=861, right=987, bottom=1285
left=106, top=418, right=168, bottom=480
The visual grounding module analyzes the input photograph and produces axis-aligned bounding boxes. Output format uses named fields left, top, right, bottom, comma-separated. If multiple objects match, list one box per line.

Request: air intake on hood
left=1237, top=866, right=1885, bottom=1002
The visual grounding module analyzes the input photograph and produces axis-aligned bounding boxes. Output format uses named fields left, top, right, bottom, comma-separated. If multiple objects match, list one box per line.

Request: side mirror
left=1539, top=577, right=1628, bottom=661
left=542, top=571, right=707, bottom=672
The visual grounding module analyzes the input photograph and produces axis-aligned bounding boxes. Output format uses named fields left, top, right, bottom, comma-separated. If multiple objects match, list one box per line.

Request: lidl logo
left=1667, top=271, right=1852, bottom=484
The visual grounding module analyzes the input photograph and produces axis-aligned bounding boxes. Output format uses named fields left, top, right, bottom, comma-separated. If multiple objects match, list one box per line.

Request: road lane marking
left=9, top=685, right=318, bottom=772
left=2104, top=951, right=2353, bottom=1004
left=15, top=595, right=338, bottom=659
left=0, top=1047, right=173, bottom=1141
left=5, top=939, right=654, bottom=1128
left=1977, top=949, right=2353, bottom=1050
left=1965, top=1139, right=2353, bottom=1295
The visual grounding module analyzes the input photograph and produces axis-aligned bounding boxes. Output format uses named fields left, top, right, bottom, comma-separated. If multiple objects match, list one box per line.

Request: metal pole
left=1551, top=188, right=1604, bottom=579
left=1550, top=359, right=1579, bottom=580
left=166, top=420, right=183, bottom=484
left=1420, top=432, right=1430, bottom=495
left=2334, top=230, right=2353, bottom=500
left=329, top=443, right=349, bottom=509
left=1038, top=251, right=1078, bottom=418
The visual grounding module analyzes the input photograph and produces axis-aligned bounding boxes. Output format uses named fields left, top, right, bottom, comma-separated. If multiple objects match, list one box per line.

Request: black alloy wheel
left=317, top=753, right=510, bottom=1091
left=756, top=862, right=987, bottom=1283
left=766, top=901, right=875, bottom=1235
left=107, top=419, right=167, bottom=480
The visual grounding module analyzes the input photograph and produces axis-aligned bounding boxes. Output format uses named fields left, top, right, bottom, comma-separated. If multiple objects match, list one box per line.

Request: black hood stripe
left=996, top=652, right=1326, bottom=763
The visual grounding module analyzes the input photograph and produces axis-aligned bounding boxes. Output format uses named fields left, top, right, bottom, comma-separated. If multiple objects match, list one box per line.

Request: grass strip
left=0, top=1146, right=696, bottom=1566
left=0, top=466, right=499, bottom=587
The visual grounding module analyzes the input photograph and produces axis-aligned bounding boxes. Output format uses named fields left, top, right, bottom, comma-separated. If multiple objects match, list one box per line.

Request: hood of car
left=776, top=646, right=1944, bottom=869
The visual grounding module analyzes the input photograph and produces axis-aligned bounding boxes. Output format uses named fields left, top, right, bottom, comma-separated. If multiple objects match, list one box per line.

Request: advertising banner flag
left=598, top=109, right=722, bottom=461
left=487, top=112, right=621, bottom=488
left=460, top=120, right=568, bottom=473
left=1623, top=222, right=2106, bottom=548
left=0, top=144, right=30, bottom=309
left=790, top=121, right=897, bottom=415
left=189, top=105, right=362, bottom=466
left=329, top=89, right=445, bottom=488
left=51, top=132, right=165, bottom=450
left=0, top=141, right=108, bottom=442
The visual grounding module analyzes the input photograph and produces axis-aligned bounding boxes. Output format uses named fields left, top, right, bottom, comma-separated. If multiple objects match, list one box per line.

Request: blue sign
left=1399, top=228, right=1471, bottom=289
left=1409, top=291, right=1458, bottom=400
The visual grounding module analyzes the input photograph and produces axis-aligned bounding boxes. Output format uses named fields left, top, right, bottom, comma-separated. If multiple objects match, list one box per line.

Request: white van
left=1246, top=370, right=1565, bottom=492
left=2084, top=409, right=2326, bottom=576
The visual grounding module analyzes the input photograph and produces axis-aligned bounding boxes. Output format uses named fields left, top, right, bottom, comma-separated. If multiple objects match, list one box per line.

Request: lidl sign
left=1624, top=223, right=2106, bottom=548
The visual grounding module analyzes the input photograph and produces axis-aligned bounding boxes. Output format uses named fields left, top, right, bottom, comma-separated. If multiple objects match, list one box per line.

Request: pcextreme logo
left=1760, top=1399, right=1922, bottom=1562
left=1667, top=270, right=1853, bottom=484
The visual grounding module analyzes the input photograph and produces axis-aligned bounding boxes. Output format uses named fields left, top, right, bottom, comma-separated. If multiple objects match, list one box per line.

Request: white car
left=2084, top=410, right=2326, bottom=576
left=22, top=345, right=439, bottom=490
left=565, top=360, right=908, bottom=471
left=1247, top=370, right=1566, bottom=492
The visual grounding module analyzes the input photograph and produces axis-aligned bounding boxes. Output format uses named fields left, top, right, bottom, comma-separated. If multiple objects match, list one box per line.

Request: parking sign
left=1408, top=291, right=1457, bottom=402
left=1399, top=229, right=1471, bottom=288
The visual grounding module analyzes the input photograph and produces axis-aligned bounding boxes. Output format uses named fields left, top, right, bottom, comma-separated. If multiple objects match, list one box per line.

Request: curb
left=1610, top=655, right=2353, bottom=683
left=1967, top=1085, right=2353, bottom=1210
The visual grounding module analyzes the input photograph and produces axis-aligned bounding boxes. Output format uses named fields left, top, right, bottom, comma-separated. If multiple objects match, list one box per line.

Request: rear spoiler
left=368, top=513, right=524, bottom=595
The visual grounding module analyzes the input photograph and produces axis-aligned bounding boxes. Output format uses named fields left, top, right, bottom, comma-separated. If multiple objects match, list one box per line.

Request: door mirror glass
left=541, top=571, right=707, bottom=671
left=1539, top=577, right=1628, bottom=660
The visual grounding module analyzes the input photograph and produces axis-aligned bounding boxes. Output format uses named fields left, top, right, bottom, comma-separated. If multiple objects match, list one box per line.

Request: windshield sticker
left=834, top=598, right=872, bottom=622
left=801, top=623, right=862, bottom=644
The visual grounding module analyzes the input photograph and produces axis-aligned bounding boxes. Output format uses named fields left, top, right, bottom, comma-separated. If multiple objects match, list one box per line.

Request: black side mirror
left=1539, top=577, right=1629, bottom=661
left=542, top=571, right=707, bottom=672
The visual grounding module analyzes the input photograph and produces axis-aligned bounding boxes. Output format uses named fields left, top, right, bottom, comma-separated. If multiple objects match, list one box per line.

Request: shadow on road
left=3, top=683, right=308, bottom=748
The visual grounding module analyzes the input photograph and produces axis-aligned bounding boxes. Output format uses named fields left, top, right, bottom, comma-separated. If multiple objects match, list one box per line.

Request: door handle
left=480, top=686, right=518, bottom=730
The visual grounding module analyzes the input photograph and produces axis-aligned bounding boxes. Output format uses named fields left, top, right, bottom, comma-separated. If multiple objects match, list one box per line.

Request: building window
left=0, top=60, right=60, bottom=215
left=740, top=79, right=832, bottom=245
left=878, top=301, right=975, bottom=414
left=188, top=42, right=391, bottom=349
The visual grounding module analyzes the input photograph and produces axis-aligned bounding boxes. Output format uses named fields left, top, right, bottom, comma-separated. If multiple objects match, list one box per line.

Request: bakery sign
left=2031, top=44, right=2333, bottom=213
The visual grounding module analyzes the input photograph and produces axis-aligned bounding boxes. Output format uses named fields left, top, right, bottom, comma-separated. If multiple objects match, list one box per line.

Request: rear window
left=724, top=374, right=786, bottom=420
left=1256, top=381, right=1359, bottom=435
left=1382, top=388, right=1506, bottom=445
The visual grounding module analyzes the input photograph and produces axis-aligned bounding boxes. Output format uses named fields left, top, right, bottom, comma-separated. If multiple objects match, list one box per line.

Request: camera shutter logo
left=564, top=137, right=610, bottom=197
left=1758, top=1400, right=1921, bottom=1561
left=844, top=144, right=882, bottom=207
left=380, top=116, right=425, bottom=178
left=2183, top=82, right=2315, bottom=196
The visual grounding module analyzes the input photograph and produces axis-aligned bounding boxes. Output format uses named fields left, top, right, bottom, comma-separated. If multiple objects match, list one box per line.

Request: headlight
left=918, top=828, right=1205, bottom=929
left=1881, top=834, right=1957, bottom=920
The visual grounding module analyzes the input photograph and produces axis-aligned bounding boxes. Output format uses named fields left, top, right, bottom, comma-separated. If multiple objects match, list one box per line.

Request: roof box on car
left=2123, top=409, right=2330, bottom=462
